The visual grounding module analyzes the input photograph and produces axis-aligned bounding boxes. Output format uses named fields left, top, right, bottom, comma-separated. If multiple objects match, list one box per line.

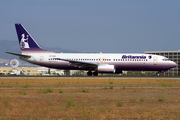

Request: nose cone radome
left=171, top=61, right=177, bottom=68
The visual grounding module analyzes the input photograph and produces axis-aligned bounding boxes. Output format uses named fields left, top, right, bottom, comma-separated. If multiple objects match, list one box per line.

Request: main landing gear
left=87, top=71, right=98, bottom=76
left=87, top=71, right=92, bottom=76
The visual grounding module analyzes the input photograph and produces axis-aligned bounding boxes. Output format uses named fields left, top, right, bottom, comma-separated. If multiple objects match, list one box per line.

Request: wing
left=55, top=58, right=98, bottom=69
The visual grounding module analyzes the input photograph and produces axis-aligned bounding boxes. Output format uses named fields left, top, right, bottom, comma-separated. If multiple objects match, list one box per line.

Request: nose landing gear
left=157, top=70, right=167, bottom=76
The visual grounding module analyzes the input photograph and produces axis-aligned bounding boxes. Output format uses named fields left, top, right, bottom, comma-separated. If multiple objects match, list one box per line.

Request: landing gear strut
left=157, top=70, right=167, bottom=76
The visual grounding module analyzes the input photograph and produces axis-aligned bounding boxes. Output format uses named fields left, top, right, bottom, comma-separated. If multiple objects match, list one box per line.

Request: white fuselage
left=20, top=53, right=177, bottom=73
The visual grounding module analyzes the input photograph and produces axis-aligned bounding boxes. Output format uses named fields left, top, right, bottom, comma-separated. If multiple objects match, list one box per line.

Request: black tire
left=93, top=72, right=98, bottom=76
left=87, top=71, right=92, bottom=76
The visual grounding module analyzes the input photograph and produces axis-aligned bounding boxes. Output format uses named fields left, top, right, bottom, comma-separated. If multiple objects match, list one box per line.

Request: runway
left=1, top=75, right=180, bottom=79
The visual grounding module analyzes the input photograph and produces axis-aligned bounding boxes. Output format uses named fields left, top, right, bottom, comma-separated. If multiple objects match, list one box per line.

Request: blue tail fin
left=15, top=24, right=52, bottom=53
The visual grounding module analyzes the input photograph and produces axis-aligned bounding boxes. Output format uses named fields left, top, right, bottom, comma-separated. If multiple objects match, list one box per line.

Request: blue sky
left=0, top=0, right=180, bottom=53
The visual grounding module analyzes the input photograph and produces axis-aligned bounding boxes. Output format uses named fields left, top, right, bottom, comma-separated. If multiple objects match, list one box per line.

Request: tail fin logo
left=15, top=24, right=53, bottom=53
left=20, top=34, right=30, bottom=49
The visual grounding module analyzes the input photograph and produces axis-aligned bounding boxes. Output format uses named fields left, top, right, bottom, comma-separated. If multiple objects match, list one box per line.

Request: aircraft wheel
left=87, top=71, right=92, bottom=76
left=93, top=72, right=98, bottom=76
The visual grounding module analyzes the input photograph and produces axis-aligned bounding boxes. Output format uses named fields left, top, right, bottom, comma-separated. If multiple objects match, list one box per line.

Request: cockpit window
left=162, top=59, right=170, bottom=61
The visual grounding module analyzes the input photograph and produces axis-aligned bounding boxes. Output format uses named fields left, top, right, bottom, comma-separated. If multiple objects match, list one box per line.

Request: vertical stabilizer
left=15, top=24, right=53, bottom=54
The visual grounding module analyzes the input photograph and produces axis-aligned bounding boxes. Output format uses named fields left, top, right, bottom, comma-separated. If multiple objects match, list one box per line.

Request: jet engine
left=98, top=64, right=115, bottom=73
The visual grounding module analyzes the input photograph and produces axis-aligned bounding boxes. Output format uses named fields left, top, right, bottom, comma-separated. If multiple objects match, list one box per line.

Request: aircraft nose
left=171, top=61, right=177, bottom=68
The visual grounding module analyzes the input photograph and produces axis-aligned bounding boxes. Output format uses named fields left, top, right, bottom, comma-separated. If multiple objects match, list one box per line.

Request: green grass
left=109, top=86, right=113, bottom=89
left=7, top=84, right=13, bottom=88
left=22, top=82, right=31, bottom=88
left=66, top=98, right=75, bottom=108
left=160, top=81, right=172, bottom=87
left=43, top=87, right=53, bottom=94
left=109, top=81, right=113, bottom=84
left=59, top=90, right=63, bottom=93
left=37, top=89, right=42, bottom=94
left=54, top=83, right=60, bottom=87
left=19, top=89, right=26, bottom=95
left=116, top=100, right=123, bottom=107
left=3, top=95, right=11, bottom=107
left=130, top=97, right=137, bottom=103
left=103, top=87, right=108, bottom=89
left=81, top=88, right=89, bottom=93
left=140, top=98, right=145, bottom=102
left=47, top=99, right=52, bottom=106
left=158, top=96, right=164, bottom=102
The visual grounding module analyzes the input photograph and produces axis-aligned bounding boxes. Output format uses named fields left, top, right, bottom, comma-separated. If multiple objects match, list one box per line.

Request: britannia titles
left=122, top=55, right=146, bottom=59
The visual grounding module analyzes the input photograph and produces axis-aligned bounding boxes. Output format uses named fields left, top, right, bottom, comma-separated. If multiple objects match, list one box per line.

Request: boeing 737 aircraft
left=6, top=24, right=177, bottom=76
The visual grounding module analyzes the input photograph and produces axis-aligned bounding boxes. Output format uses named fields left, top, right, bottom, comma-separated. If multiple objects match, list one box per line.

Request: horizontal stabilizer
left=5, top=52, right=31, bottom=58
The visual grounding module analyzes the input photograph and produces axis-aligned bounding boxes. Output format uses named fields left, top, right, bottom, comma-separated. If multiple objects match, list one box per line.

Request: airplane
left=6, top=24, right=177, bottom=76
left=10, top=67, right=23, bottom=75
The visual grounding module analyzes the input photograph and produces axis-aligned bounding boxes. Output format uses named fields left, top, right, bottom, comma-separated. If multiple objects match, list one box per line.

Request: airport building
left=0, top=67, right=64, bottom=76
left=0, top=67, right=42, bottom=75
left=0, top=67, right=82, bottom=76
left=145, top=50, right=180, bottom=76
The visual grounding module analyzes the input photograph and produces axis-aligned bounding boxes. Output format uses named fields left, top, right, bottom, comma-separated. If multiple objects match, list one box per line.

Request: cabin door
left=153, top=56, right=158, bottom=65
left=40, top=56, right=44, bottom=62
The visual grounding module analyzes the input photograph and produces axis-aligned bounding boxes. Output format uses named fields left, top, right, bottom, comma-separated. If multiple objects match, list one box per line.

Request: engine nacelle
left=98, top=64, right=115, bottom=73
